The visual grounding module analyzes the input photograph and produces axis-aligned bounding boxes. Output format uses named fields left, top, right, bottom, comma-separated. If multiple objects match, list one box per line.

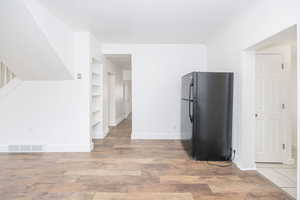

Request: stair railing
left=0, top=62, right=15, bottom=89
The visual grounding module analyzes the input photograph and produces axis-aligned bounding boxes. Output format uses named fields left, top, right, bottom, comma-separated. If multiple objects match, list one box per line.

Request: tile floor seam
left=273, top=168, right=297, bottom=185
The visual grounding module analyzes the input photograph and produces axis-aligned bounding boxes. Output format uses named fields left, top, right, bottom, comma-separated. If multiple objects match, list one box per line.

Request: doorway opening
left=245, top=25, right=297, bottom=198
left=103, top=54, right=132, bottom=141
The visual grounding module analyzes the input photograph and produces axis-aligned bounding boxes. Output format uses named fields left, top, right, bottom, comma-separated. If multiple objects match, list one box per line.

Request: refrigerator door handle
left=189, top=82, right=194, bottom=123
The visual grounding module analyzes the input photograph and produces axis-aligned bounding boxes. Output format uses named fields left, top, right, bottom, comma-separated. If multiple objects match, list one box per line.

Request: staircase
left=0, top=62, right=15, bottom=88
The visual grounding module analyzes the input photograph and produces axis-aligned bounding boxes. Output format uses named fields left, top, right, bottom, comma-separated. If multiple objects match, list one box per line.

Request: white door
left=108, top=74, right=115, bottom=125
left=255, top=54, right=286, bottom=163
left=123, top=81, right=132, bottom=118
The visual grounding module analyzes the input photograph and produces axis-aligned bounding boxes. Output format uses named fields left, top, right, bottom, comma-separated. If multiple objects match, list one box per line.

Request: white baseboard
left=235, top=159, right=257, bottom=171
left=239, top=167, right=257, bottom=171
left=93, top=131, right=104, bottom=139
left=93, top=127, right=110, bottom=139
left=110, top=116, right=124, bottom=126
left=0, top=144, right=92, bottom=153
left=124, top=112, right=131, bottom=119
left=131, top=131, right=191, bottom=140
left=284, top=158, right=295, bottom=165
left=93, top=135, right=103, bottom=139
left=89, top=142, right=94, bottom=151
left=0, top=145, right=8, bottom=152
left=104, top=127, right=110, bottom=137
left=45, top=144, right=93, bottom=152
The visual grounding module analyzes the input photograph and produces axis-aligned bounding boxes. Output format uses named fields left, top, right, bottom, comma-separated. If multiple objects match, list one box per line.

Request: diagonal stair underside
left=0, top=0, right=73, bottom=80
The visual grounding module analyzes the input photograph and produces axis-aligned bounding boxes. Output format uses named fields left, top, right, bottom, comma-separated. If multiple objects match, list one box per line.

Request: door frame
left=241, top=50, right=296, bottom=166
left=108, top=73, right=115, bottom=126
left=236, top=24, right=299, bottom=199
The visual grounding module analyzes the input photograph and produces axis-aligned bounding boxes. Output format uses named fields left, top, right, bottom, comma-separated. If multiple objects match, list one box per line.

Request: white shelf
left=92, top=108, right=100, bottom=113
left=90, top=62, right=102, bottom=138
left=92, top=120, right=101, bottom=126
left=91, top=57, right=101, bottom=64
left=92, top=82, right=101, bottom=87
left=92, top=93, right=101, bottom=97
left=92, top=71, right=101, bottom=75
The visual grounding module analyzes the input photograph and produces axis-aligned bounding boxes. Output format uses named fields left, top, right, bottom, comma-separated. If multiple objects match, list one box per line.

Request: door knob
left=255, top=113, right=258, bottom=118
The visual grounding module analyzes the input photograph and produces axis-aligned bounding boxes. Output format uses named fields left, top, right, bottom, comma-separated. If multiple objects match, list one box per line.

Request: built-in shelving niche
left=90, top=58, right=103, bottom=139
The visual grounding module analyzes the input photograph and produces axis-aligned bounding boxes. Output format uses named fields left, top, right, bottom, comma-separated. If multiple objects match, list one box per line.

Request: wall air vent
left=8, top=145, right=44, bottom=152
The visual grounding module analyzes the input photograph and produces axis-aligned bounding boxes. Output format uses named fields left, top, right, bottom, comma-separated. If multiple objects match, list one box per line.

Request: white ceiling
left=40, top=0, right=258, bottom=43
left=105, top=54, right=131, bottom=69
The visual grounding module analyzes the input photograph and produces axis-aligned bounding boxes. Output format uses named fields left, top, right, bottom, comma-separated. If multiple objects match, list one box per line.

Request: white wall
left=0, top=32, right=97, bottom=152
left=102, top=44, right=207, bottom=139
left=115, top=68, right=125, bottom=124
left=123, top=80, right=132, bottom=118
left=102, top=57, right=125, bottom=132
left=122, top=70, right=132, bottom=118
left=291, top=44, right=298, bottom=149
left=206, top=0, right=300, bottom=175
left=102, top=58, right=110, bottom=137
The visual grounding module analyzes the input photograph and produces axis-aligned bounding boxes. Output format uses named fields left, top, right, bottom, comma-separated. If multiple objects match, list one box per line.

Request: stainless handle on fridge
left=189, top=82, right=194, bottom=123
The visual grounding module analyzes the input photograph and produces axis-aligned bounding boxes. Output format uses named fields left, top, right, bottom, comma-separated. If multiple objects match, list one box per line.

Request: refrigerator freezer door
left=181, top=73, right=197, bottom=158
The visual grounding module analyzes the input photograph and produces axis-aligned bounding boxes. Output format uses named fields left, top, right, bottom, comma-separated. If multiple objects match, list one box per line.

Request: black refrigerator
left=181, top=72, right=234, bottom=161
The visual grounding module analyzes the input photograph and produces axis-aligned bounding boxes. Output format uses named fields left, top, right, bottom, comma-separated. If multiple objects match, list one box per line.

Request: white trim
left=234, top=159, right=257, bottom=171
left=297, top=25, right=300, bottom=200
left=285, top=158, right=295, bottom=165
left=0, top=144, right=92, bottom=153
left=104, top=127, right=110, bottom=137
left=110, top=116, right=124, bottom=126
left=93, top=135, right=103, bottom=139
left=109, top=120, right=114, bottom=126
left=124, top=112, right=131, bottom=119
left=45, top=144, right=92, bottom=152
left=131, top=131, right=190, bottom=140
left=239, top=51, right=256, bottom=169
left=116, top=116, right=125, bottom=125
left=239, top=167, right=257, bottom=171
left=90, top=142, right=94, bottom=151
left=93, top=131, right=104, bottom=139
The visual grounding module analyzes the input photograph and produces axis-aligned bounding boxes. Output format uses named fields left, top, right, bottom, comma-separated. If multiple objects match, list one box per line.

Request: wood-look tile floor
left=0, top=117, right=294, bottom=199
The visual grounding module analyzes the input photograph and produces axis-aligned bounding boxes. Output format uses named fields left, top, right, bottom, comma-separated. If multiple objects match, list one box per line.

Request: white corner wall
left=206, top=0, right=299, bottom=178
left=24, top=0, right=74, bottom=76
left=102, top=44, right=207, bottom=139
left=0, top=32, right=96, bottom=152
left=0, top=0, right=73, bottom=80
